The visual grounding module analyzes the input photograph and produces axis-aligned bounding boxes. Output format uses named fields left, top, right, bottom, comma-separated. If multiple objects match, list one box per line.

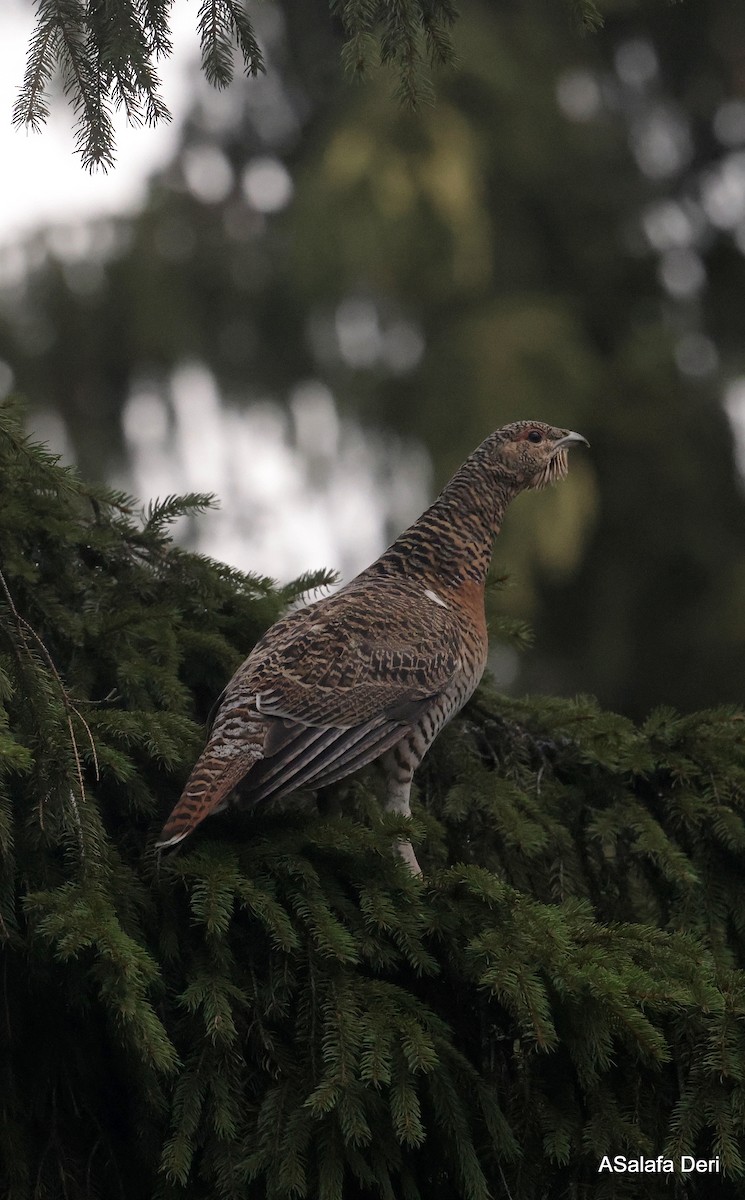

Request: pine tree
left=2, top=399, right=745, bottom=1198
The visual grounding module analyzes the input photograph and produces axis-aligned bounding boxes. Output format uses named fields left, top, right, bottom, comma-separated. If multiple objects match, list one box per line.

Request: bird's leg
left=381, top=761, right=422, bottom=876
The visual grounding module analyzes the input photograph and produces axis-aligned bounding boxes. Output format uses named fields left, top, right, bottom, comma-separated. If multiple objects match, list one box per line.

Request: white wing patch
left=424, top=588, right=449, bottom=609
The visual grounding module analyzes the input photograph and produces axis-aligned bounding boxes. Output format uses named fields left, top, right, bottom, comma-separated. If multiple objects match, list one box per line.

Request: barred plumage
left=157, top=420, right=588, bottom=872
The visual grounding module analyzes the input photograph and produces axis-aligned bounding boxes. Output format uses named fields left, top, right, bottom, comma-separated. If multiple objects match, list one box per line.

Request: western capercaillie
left=157, top=421, right=588, bottom=871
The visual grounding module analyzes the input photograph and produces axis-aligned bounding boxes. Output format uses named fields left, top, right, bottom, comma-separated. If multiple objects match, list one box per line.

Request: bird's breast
left=440, top=576, right=487, bottom=628
left=437, top=577, right=488, bottom=666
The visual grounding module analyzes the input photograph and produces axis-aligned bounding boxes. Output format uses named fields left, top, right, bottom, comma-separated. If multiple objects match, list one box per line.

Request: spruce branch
left=197, top=0, right=240, bottom=89
left=88, top=0, right=171, bottom=127
left=55, top=0, right=117, bottom=169
left=0, top=399, right=85, bottom=496
left=0, top=567, right=98, bottom=858
left=224, top=0, right=264, bottom=77
left=144, top=492, right=218, bottom=536
left=569, top=0, right=605, bottom=33
left=11, top=2, right=60, bottom=132
left=14, top=0, right=610, bottom=166
left=141, top=0, right=174, bottom=59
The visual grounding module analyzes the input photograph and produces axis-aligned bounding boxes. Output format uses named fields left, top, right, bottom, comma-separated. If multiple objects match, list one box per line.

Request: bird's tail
left=155, top=747, right=261, bottom=848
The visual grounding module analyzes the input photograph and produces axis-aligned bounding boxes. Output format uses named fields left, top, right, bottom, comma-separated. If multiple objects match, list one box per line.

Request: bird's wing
left=222, top=584, right=463, bottom=802
left=242, top=583, right=461, bottom=729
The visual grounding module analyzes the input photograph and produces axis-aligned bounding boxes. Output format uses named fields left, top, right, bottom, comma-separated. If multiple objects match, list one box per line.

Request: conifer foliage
left=1, top=400, right=745, bottom=1198
left=14, top=0, right=606, bottom=168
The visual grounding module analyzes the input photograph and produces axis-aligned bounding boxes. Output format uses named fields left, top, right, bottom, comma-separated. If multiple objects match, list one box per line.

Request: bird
left=156, top=421, right=588, bottom=874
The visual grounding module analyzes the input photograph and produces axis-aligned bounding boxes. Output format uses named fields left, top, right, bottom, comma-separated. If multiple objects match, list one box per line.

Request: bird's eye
left=527, top=430, right=542, bottom=444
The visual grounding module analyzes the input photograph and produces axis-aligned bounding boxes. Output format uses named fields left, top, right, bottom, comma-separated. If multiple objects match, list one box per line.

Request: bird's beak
left=553, top=430, right=589, bottom=451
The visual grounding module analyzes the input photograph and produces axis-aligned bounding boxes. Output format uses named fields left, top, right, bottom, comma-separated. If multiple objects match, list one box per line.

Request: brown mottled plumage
left=156, top=421, right=588, bottom=872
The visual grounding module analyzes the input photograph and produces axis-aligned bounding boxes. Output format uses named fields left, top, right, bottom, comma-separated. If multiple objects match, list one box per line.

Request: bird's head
left=491, top=421, right=589, bottom=490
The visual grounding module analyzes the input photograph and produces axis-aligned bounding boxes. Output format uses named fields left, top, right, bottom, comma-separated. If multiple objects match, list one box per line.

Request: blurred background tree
left=2, top=0, right=745, bottom=717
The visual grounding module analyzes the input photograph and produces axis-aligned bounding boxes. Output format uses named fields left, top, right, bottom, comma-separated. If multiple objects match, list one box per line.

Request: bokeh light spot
left=241, top=157, right=294, bottom=213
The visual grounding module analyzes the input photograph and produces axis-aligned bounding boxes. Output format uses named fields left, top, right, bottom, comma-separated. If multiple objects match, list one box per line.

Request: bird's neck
left=376, top=451, right=518, bottom=588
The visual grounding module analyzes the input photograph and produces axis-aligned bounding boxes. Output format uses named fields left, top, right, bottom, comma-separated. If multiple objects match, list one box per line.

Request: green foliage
left=2, top=403, right=745, bottom=1198
left=14, top=0, right=613, bottom=167
left=196, top=0, right=264, bottom=90
left=14, top=0, right=162, bottom=169
left=333, top=0, right=459, bottom=108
